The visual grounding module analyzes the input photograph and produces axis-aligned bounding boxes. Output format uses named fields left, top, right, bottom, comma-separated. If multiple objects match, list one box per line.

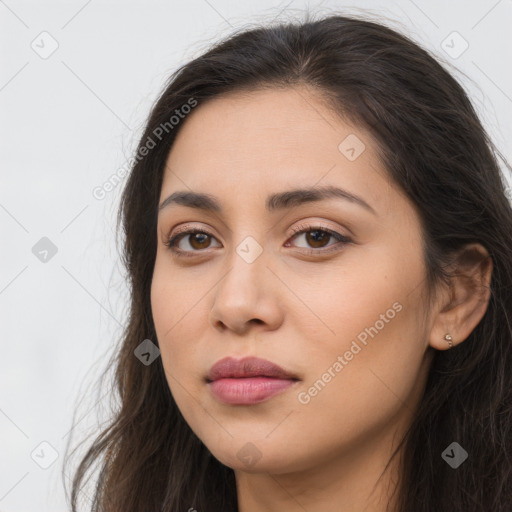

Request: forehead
left=168, top=86, right=367, bottom=161
left=161, top=87, right=395, bottom=215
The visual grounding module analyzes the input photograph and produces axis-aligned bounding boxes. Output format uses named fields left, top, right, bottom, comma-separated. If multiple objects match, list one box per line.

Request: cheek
left=289, top=247, right=428, bottom=421
left=150, top=255, right=210, bottom=399
left=287, top=303, right=427, bottom=471
left=287, top=247, right=416, bottom=355
left=151, top=253, right=203, bottom=342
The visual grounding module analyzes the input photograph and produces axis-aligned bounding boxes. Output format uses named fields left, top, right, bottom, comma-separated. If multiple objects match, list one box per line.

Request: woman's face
left=151, top=87, right=436, bottom=475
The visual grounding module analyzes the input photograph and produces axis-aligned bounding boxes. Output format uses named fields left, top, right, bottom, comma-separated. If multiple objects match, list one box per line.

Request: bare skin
left=151, top=86, right=492, bottom=512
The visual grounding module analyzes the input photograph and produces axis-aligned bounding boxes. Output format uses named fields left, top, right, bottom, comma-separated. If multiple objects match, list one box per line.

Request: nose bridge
left=218, top=232, right=268, bottom=304
left=209, top=228, right=281, bottom=331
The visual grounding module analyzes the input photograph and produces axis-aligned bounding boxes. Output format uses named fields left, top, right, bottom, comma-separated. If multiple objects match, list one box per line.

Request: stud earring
left=444, top=333, right=454, bottom=349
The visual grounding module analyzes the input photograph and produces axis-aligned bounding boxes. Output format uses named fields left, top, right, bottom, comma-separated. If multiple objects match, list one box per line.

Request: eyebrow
left=158, top=185, right=377, bottom=216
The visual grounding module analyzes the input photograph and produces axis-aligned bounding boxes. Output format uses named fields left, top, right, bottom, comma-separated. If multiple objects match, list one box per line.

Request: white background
left=1, top=0, right=511, bottom=510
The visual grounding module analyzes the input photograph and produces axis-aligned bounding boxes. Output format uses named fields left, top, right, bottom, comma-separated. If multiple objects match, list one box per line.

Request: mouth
left=206, top=356, right=300, bottom=405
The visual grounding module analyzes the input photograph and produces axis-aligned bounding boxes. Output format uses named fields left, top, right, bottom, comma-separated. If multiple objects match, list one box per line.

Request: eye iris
left=305, top=230, right=330, bottom=248
left=190, top=233, right=211, bottom=249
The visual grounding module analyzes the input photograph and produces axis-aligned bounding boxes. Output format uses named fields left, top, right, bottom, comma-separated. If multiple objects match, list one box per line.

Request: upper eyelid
left=168, top=216, right=352, bottom=235
left=169, top=222, right=346, bottom=240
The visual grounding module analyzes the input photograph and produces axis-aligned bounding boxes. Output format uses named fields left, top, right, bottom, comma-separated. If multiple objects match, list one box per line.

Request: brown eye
left=303, top=229, right=331, bottom=248
left=164, top=229, right=221, bottom=256
left=187, top=232, right=212, bottom=250
left=164, top=224, right=352, bottom=259
left=287, top=225, right=352, bottom=253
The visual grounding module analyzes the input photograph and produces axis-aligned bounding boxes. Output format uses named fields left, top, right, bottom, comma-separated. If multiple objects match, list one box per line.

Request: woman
left=66, top=12, right=512, bottom=512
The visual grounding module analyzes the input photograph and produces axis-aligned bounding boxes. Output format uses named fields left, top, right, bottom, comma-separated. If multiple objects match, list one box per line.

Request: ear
left=429, top=243, right=493, bottom=351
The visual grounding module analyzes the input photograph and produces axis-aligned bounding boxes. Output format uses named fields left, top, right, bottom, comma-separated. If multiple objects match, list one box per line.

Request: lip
left=207, top=356, right=297, bottom=381
left=206, top=356, right=299, bottom=405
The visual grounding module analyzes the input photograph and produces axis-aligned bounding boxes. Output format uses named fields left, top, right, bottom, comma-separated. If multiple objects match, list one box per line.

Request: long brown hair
left=65, top=11, right=512, bottom=511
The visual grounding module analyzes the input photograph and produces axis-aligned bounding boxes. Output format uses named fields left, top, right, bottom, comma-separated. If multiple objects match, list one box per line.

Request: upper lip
left=206, top=356, right=298, bottom=382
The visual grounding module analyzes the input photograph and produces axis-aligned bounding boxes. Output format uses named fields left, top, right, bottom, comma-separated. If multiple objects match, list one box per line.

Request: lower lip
left=208, top=377, right=297, bottom=405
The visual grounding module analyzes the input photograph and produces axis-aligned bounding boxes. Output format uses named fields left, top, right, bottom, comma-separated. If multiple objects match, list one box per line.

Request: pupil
left=307, top=230, right=328, bottom=247
left=192, top=233, right=209, bottom=249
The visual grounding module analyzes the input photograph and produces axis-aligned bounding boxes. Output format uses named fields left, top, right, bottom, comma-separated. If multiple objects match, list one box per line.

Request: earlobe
left=428, top=243, right=493, bottom=351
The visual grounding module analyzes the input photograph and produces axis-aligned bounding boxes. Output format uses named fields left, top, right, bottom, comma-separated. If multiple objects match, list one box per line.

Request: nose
left=208, top=243, right=284, bottom=335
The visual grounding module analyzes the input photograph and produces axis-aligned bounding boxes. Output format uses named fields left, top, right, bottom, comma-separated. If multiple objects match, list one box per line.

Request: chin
left=203, top=436, right=311, bottom=475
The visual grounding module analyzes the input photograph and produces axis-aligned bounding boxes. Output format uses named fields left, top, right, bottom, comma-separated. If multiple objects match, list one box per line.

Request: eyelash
left=163, top=223, right=352, bottom=259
